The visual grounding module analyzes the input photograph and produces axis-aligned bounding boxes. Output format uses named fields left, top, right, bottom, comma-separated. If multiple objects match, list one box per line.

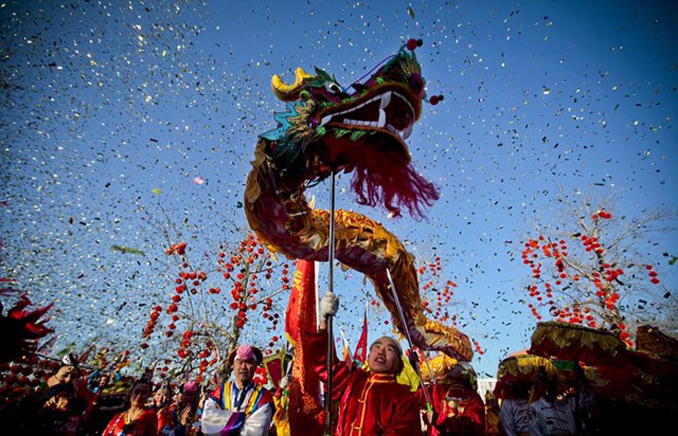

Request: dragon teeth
left=377, top=109, right=386, bottom=127
left=380, top=91, right=392, bottom=109
left=332, top=90, right=414, bottom=132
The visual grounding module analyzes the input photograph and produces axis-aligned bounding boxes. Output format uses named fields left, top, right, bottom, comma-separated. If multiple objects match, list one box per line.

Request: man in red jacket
left=307, top=291, right=423, bottom=436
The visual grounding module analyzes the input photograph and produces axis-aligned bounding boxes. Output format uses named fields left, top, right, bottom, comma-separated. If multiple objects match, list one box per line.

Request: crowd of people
left=0, top=291, right=673, bottom=435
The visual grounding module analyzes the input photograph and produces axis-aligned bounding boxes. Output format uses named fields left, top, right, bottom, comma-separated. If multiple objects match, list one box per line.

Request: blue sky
left=1, top=0, right=677, bottom=377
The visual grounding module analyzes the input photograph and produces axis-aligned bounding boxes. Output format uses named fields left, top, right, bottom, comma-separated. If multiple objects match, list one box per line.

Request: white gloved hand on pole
left=279, top=375, right=290, bottom=390
left=320, top=291, right=339, bottom=319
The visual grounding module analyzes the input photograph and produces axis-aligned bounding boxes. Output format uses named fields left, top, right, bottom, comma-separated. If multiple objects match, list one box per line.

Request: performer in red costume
left=420, top=362, right=485, bottom=436
left=307, top=291, right=423, bottom=436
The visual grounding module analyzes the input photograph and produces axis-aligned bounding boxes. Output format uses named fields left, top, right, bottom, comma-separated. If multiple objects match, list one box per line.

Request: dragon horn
left=271, top=67, right=314, bottom=101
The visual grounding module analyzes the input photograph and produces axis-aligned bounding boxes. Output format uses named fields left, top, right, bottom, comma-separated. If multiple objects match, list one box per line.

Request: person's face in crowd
left=99, top=374, right=109, bottom=388
left=233, top=358, right=257, bottom=387
left=154, top=387, right=171, bottom=407
left=130, top=382, right=151, bottom=408
left=52, top=365, right=79, bottom=387
left=367, top=337, right=399, bottom=374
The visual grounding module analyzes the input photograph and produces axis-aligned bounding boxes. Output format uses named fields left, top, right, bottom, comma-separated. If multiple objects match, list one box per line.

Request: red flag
left=353, top=302, right=369, bottom=363
left=263, top=350, right=285, bottom=389
left=285, top=260, right=325, bottom=436
left=285, top=260, right=316, bottom=347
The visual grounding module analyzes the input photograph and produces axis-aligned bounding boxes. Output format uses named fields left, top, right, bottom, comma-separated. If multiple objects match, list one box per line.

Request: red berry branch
left=140, top=233, right=290, bottom=382
left=416, top=256, right=484, bottom=355
left=520, top=207, right=668, bottom=348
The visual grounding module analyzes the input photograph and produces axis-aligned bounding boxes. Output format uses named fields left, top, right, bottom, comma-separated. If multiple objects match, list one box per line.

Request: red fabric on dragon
left=244, top=44, right=472, bottom=361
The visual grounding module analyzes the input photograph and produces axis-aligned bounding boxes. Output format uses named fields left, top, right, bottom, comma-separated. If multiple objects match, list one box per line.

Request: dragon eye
left=326, top=82, right=343, bottom=94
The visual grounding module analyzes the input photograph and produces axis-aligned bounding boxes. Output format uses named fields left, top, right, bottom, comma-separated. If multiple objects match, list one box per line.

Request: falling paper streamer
left=0, top=0, right=674, bottom=383
left=407, top=4, right=416, bottom=20
left=194, top=176, right=204, bottom=185
left=111, top=245, right=145, bottom=256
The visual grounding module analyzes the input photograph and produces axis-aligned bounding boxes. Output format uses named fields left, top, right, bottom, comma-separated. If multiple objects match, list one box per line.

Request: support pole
left=385, top=268, right=433, bottom=412
left=325, top=171, right=337, bottom=436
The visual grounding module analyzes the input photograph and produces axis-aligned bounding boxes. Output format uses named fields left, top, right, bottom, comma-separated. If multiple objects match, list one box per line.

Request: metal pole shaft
left=328, top=170, right=336, bottom=295
left=385, top=268, right=433, bottom=410
left=325, top=171, right=337, bottom=435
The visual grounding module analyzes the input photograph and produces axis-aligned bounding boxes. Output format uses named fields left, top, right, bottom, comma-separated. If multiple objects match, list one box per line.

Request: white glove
left=320, top=291, right=339, bottom=319
left=279, top=375, right=290, bottom=390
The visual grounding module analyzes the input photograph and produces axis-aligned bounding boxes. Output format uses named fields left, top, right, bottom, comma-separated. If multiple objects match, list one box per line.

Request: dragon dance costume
left=307, top=329, right=423, bottom=436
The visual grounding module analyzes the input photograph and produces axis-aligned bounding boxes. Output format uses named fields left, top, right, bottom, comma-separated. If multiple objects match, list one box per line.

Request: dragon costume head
left=261, top=42, right=438, bottom=218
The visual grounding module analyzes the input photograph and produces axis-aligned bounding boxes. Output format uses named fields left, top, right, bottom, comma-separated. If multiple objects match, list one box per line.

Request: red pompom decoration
left=429, top=94, right=444, bottom=105
left=406, top=38, right=418, bottom=51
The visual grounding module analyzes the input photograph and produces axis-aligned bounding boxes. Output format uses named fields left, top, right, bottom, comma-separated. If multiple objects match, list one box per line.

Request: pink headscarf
left=235, top=344, right=256, bottom=362
left=183, top=381, right=198, bottom=394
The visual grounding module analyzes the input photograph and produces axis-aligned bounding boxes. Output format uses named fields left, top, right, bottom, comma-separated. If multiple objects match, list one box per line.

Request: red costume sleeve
left=210, top=385, right=222, bottom=401
left=306, top=329, right=354, bottom=403
left=415, top=385, right=430, bottom=409
left=258, top=387, right=275, bottom=407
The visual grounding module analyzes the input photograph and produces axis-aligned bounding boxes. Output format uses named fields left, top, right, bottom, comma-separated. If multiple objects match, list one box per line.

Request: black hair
left=68, top=397, right=87, bottom=414
left=130, top=377, right=152, bottom=394
left=369, top=336, right=405, bottom=375
left=394, top=352, right=405, bottom=377
left=154, top=382, right=173, bottom=395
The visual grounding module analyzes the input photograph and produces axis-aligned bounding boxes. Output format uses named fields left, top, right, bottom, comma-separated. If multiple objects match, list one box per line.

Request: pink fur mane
left=347, top=148, right=439, bottom=219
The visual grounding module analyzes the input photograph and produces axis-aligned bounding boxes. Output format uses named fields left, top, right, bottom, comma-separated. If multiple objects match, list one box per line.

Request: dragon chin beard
left=345, top=146, right=439, bottom=220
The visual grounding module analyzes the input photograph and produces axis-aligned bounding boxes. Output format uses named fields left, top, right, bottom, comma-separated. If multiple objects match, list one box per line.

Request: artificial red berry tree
left=142, top=232, right=290, bottom=382
left=520, top=199, right=674, bottom=347
left=416, top=255, right=484, bottom=356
